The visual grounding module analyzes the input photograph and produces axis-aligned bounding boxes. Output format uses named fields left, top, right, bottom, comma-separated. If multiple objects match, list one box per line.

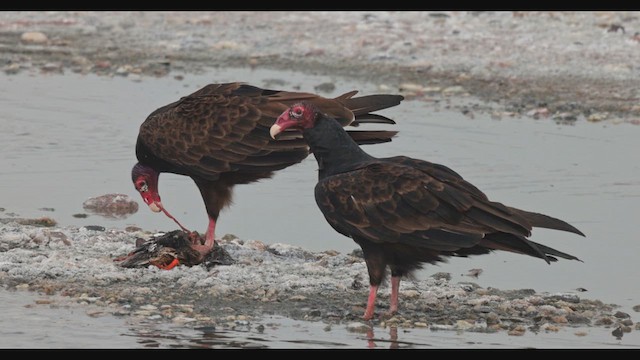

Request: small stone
left=399, top=83, right=424, bottom=92
left=442, top=86, right=466, bottom=95
left=574, top=331, right=588, bottom=337
left=431, top=272, right=451, bottom=281
left=587, top=112, right=609, bottom=122
left=545, top=293, right=580, bottom=303
left=455, top=320, right=474, bottom=330
left=400, top=290, right=420, bottom=299
left=21, top=32, right=48, bottom=44
left=541, top=323, right=560, bottom=332
left=526, top=107, right=550, bottom=119
left=422, top=86, right=442, bottom=94
left=594, top=317, right=614, bottom=326
left=466, top=268, right=483, bottom=278
left=508, top=325, right=526, bottom=336
left=632, top=305, right=640, bottom=312
left=41, top=63, right=62, bottom=72
left=414, top=322, right=428, bottom=327
left=83, top=225, right=105, bottom=232
left=82, top=193, right=138, bottom=219
left=346, top=322, right=370, bottom=333
left=3, top=63, right=21, bottom=75
left=551, top=315, right=568, bottom=324
left=172, top=316, right=197, bottom=324
left=621, top=319, right=634, bottom=326
left=614, top=311, right=630, bottom=319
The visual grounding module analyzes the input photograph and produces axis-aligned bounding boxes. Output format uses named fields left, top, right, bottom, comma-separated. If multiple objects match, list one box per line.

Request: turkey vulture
left=270, top=102, right=585, bottom=321
left=127, top=82, right=403, bottom=268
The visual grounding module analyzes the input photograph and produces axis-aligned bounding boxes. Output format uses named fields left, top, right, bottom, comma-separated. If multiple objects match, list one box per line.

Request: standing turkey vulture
left=270, top=102, right=585, bottom=321
left=127, top=82, right=403, bottom=268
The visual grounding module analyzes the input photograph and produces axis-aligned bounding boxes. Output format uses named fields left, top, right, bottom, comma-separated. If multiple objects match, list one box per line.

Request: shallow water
left=1, top=69, right=639, bottom=348
left=2, top=289, right=638, bottom=349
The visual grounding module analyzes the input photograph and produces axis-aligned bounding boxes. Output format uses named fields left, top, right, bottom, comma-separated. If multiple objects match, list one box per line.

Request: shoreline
left=0, top=221, right=634, bottom=337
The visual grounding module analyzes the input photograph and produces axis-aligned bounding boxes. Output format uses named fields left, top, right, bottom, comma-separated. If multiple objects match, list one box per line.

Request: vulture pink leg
left=363, top=285, right=379, bottom=320
left=190, top=217, right=216, bottom=258
left=387, top=276, right=401, bottom=316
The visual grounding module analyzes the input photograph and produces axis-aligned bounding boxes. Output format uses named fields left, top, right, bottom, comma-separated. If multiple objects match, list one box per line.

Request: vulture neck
left=303, top=115, right=375, bottom=179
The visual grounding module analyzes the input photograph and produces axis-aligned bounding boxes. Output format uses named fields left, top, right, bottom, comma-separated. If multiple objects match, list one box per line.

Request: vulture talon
left=270, top=102, right=585, bottom=321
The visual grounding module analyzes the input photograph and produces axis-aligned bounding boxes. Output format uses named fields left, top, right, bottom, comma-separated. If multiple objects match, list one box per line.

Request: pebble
left=346, top=322, right=370, bottom=333
left=442, top=86, right=466, bottom=95
left=614, top=311, right=630, bottom=319
left=20, top=32, right=48, bottom=44
left=507, top=325, right=526, bottom=336
left=172, top=316, right=197, bottom=324
left=587, top=112, right=609, bottom=122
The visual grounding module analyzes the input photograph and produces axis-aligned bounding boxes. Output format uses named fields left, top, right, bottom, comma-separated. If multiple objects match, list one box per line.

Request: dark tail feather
left=528, top=240, right=582, bottom=262
left=352, top=113, right=397, bottom=125
left=510, top=208, right=585, bottom=236
left=339, top=94, right=404, bottom=116
left=347, top=130, right=398, bottom=145
left=480, top=232, right=580, bottom=264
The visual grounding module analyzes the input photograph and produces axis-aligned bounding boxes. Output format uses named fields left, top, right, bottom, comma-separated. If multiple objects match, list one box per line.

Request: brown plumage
left=270, top=102, right=585, bottom=321
left=125, top=82, right=403, bottom=268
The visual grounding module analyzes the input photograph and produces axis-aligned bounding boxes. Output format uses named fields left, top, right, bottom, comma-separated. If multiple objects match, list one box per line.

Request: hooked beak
left=269, top=124, right=283, bottom=139
left=148, top=201, right=162, bottom=213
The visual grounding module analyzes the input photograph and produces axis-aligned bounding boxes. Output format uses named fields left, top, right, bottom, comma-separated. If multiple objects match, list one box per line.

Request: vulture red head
left=131, top=162, right=190, bottom=233
left=132, top=163, right=162, bottom=213
left=270, top=102, right=321, bottom=138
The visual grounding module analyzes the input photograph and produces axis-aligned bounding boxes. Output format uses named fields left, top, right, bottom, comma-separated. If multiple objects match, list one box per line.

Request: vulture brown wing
left=138, top=83, right=335, bottom=180
left=314, top=161, right=500, bottom=252
left=386, top=155, right=584, bottom=236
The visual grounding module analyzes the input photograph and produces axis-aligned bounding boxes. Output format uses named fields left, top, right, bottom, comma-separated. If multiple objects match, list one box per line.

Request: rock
left=442, top=86, right=466, bottom=95
left=82, top=193, right=138, bottom=219
left=614, top=311, right=630, bottom=319
left=430, top=272, right=452, bottom=281
left=346, top=322, right=370, bottom=333
left=507, top=325, right=526, bottom=336
left=587, top=112, right=609, bottom=122
left=20, top=32, right=48, bottom=44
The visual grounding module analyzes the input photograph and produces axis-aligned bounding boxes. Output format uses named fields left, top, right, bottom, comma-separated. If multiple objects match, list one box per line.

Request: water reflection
left=367, top=326, right=401, bottom=349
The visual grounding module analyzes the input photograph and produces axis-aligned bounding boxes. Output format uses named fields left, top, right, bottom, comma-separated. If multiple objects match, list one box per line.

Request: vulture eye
left=290, top=107, right=303, bottom=119
left=136, top=180, right=148, bottom=192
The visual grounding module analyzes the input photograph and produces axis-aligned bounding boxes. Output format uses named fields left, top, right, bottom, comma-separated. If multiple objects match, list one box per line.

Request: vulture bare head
left=132, top=162, right=162, bottom=213
left=131, top=162, right=190, bottom=233
left=270, top=102, right=321, bottom=139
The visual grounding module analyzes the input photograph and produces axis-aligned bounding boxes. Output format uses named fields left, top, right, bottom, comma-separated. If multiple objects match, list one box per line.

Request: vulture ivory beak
left=269, top=124, right=283, bottom=139
left=148, top=202, right=162, bottom=213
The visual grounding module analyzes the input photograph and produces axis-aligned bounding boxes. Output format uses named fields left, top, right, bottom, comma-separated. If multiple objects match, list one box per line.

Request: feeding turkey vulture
left=124, top=82, right=403, bottom=268
left=270, top=102, right=585, bottom=321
